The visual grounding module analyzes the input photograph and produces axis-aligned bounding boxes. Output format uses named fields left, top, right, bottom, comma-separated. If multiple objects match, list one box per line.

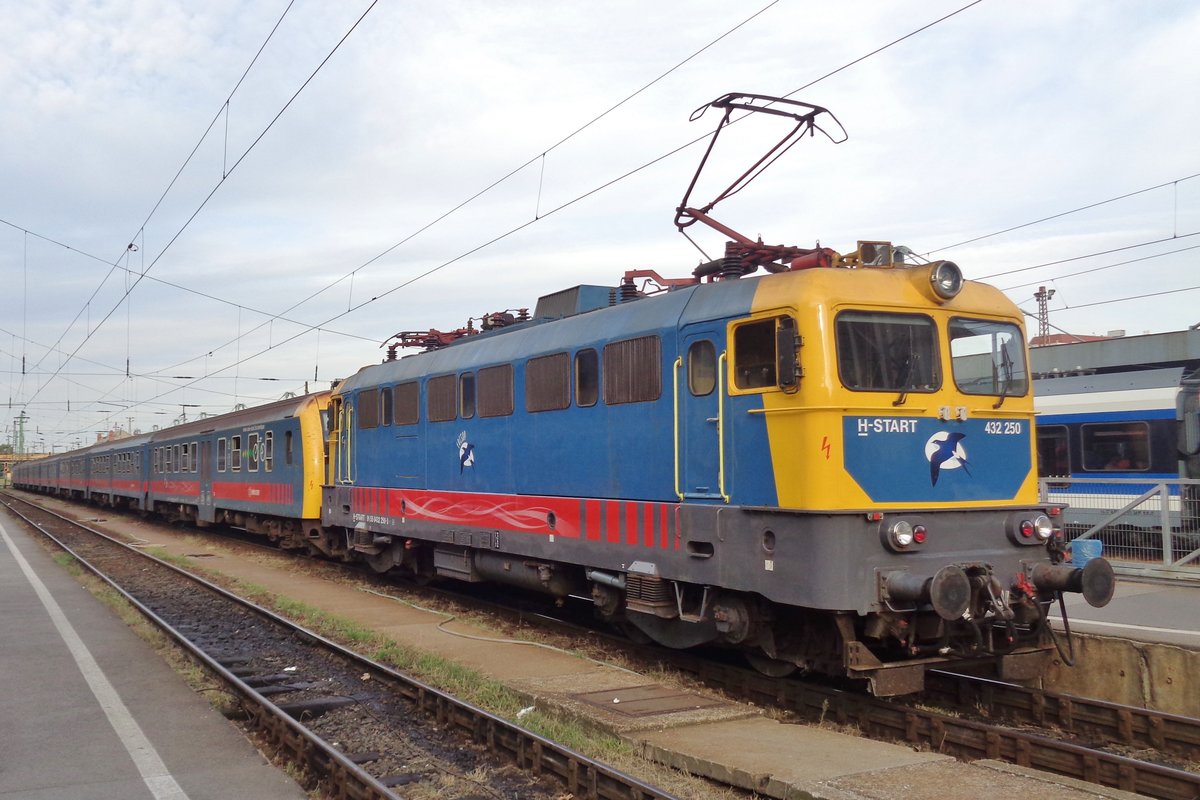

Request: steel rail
left=1, top=494, right=678, bottom=800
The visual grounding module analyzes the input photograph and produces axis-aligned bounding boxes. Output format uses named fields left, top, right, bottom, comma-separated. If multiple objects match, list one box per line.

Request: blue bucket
left=1071, top=539, right=1103, bottom=568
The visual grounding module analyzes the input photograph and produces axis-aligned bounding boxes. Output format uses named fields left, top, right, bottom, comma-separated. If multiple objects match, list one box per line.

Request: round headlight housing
left=929, top=260, right=963, bottom=300
left=1032, top=514, right=1054, bottom=541
left=888, top=520, right=915, bottom=548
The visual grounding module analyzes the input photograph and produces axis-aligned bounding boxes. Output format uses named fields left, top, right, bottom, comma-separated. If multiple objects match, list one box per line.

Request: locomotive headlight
left=888, top=520, right=915, bottom=548
left=929, top=261, right=963, bottom=300
left=1032, top=514, right=1054, bottom=541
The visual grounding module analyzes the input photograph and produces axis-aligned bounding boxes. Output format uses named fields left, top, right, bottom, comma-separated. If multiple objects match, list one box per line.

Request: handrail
left=672, top=357, right=684, bottom=501
left=718, top=351, right=730, bottom=504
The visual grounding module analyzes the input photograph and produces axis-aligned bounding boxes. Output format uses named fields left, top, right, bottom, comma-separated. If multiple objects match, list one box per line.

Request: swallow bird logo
left=457, top=430, right=475, bottom=473
left=925, top=431, right=970, bottom=486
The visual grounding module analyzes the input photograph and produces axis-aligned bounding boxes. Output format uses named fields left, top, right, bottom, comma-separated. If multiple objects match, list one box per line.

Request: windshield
left=948, top=318, right=1028, bottom=396
left=835, top=311, right=940, bottom=392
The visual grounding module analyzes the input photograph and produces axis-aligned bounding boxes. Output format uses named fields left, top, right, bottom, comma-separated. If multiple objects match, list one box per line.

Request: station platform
left=0, top=511, right=307, bottom=800
left=1052, top=575, right=1200, bottom=649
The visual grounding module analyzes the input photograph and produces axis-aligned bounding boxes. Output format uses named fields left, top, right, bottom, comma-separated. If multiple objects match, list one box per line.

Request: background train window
left=733, top=319, right=776, bottom=389
left=192, top=441, right=199, bottom=472
left=478, top=364, right=514, bottom=417
left=395, top=382, right=420, bottom=425
left=357, top=388, right=379, bottom=429
left=835, top=311, right=939, bottom=392
left=949, top=318, right=1028, bottom=397
left=264, top=432, right=274, bottom=472
left=428, top=375, right=457, bottom=422
left=1036, top=425, right=1070, bottom=476
left=231, top=435, right=242, bottom=471
left=153, top=448, right=161, bottom=474
left=1081, top=422, right=1150, bottom=471
left=381, top=386, right=393, bottom=426
left=526, top=353, right=570, bottom=412
left=248, top=432, right=260, bottom=471
left=218, top=438, right=227, bottom=472
left=575, top=349, right=599, bottom=407
left=460, top=372, right=476, bottom=419
left=604, top=335, right=661, bottom=405
left=285, top=431, right=294, bottom=465
left=688, top=340, right=717, bottom=396
left=181, top=443, right=190, bottom=473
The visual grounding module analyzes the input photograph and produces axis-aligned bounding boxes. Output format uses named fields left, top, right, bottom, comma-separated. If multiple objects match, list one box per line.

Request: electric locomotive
left=320, top=238, right=1114, bottom=694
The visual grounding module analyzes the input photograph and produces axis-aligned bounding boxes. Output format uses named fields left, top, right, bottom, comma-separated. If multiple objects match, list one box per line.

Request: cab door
left=679, top=327, right=727, bottom=502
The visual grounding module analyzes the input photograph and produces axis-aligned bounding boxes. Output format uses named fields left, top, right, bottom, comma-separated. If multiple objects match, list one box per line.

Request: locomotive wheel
left=746, top=651, right=798, bottom=678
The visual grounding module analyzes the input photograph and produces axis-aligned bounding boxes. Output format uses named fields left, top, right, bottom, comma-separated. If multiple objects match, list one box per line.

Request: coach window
left=395, top=382, right=420, bottom=424
left=575, top=349, right=599, bottom=407
left=949, top=318, right=1028, bottom=398
left=478, top=364, right=514, bottom=417
left=381, top=386, right=394, bottom=426
left=428, top=375, right=457, bottom=422
left=836, top=311, right=939, bottom=393
left=218, top=438, right=227, bottom=472
left=460, top=373, right=476, bottom=419
left=248, top=432, right=260, bottom=472
left=527, top=353, right=570, bottom=412
left=174, top=444, right=181, bottom=473
left=285, top=430, right=293, bottom=466
left=357, top=388, right=379, bottom=429
left=604, top=335, right=661, bottom=405
left=264, top=431, right=274, bottom=472
left=1082, top=422, right=1150, bottom=472
left=688, top=340, right=717, bottom=396
left=1036, top=425, right=1070, bottom=476
left=181, top=443, right=190, bottom=473
left=153, top=447, right=161, bottom=474
left=231, top=435, right=242, bottom=471
left=192, top=441, right=199, bottom=472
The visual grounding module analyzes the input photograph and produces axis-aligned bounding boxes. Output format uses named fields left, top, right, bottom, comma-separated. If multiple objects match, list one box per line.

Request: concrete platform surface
left=0, top=512, right=307, bottom=800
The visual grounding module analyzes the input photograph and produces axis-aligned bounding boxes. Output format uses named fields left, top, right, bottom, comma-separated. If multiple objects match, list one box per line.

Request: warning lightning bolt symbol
left=821, top=436, right=831, bottom=460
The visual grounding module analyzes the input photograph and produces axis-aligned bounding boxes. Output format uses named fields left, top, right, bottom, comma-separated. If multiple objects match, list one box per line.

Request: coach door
left=199, top=440, right=215, bottom=521
left=678, top=327, right=728, bottom=502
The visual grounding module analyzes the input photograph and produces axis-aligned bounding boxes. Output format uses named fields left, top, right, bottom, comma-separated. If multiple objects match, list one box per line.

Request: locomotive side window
left=733, top=320, right=776, bottom=389
left=835, top=311, right=939, bottom=392
left=381, top=387, right=393, bottom=426
left=1036, top=425, right=1070, bottom=476
left=357, top=388, right=380, bottom=429
left=575, top=349, right=599, bottom=407
left=1081, top=422, right=1150, bottom=471
left=604, top=335, right=661, bottom=405
left=526, top=353, right=570, bottom=412
left=949, top=318, right=1028, bottom=397
left=478, top=364, right=514, bottom=418
left=218, top=438, right=227, bottom=472
left=231, top=435, right=242, bottom=471
left=460, top=372, right=476, bottom=419
left=285, top=431, right=294, bottom=466
left=428, top=375, right=457, bottom=422
left=395, top=382, right=420, bottom=425
left=688, top=340, right=716, bottom=396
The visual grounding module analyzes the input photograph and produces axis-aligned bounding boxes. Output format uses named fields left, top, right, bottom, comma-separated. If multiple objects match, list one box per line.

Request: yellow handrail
left=672, top=356, right=683, bottom=501
left=718, top=351, right=729, bottom=503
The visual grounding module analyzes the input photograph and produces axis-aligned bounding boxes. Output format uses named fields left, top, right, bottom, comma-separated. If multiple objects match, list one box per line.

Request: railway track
left=0, top=493, right=679, bottom=800
left=11, top=490, right=1200, bottom=799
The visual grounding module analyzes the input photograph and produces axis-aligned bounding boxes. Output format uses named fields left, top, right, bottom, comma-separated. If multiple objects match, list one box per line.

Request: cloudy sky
left=1, top=0, right=1197, bottom=450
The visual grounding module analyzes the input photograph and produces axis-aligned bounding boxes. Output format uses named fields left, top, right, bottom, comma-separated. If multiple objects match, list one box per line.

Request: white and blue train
left=1034, top=365, right=1200, bottom=540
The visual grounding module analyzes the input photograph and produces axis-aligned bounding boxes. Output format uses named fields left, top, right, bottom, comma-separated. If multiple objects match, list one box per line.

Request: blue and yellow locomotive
left=322, top=240, right=1114, bottom=694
